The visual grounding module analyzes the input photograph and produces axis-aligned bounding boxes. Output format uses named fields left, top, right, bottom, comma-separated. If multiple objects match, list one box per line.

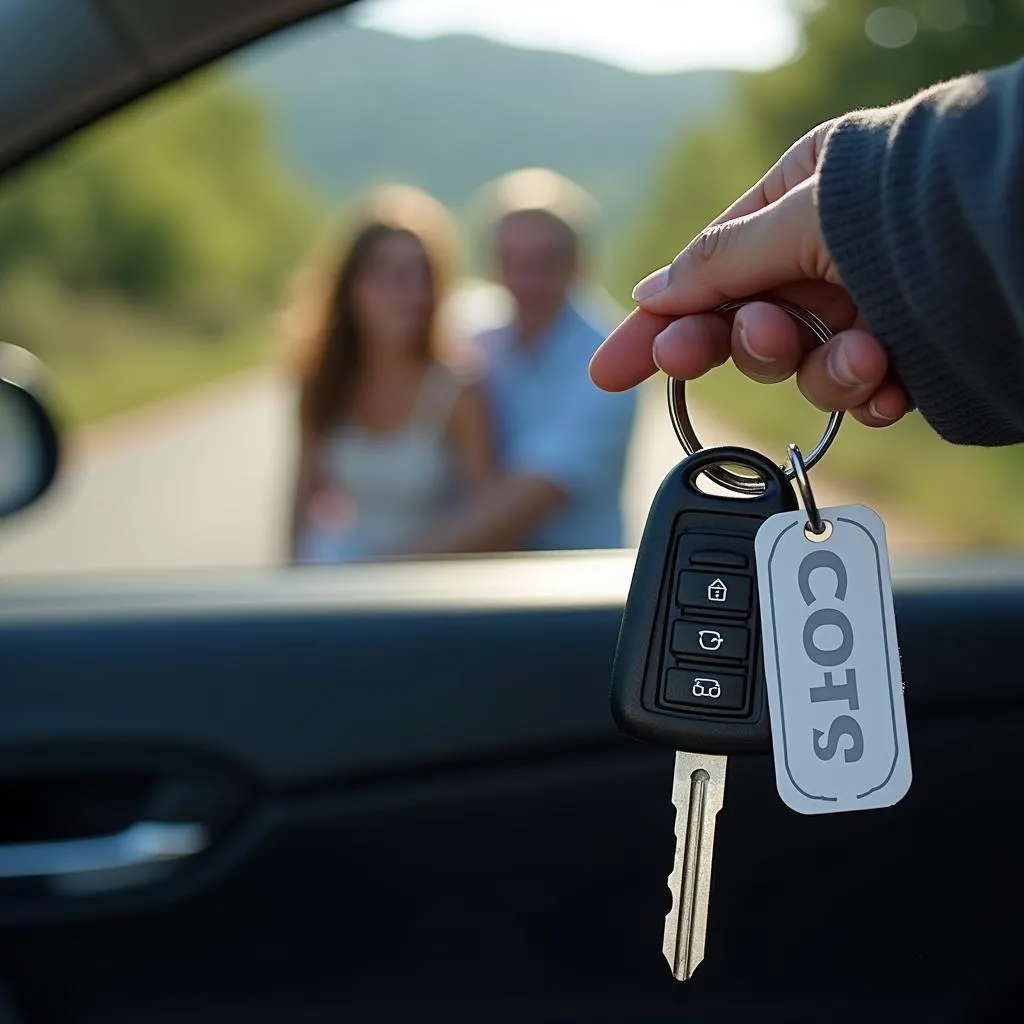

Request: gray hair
left=475, top=167, right=600, bottom=258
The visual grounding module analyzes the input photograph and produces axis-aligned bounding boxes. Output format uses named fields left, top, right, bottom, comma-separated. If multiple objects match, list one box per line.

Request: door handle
left=0, top=821, right=209, bottom=894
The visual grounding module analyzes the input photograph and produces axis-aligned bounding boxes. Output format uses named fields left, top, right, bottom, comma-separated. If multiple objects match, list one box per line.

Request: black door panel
left=0, top=552, right=1021, bottom=1021
left=0, top=555, right=1017, bottom=783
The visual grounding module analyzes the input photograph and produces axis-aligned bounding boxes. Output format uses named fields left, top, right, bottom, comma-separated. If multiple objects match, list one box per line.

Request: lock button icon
left=676, top=571, right=752, bottom=613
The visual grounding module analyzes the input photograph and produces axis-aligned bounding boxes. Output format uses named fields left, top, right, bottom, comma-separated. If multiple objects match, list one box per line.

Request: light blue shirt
left=475, top=298, right=638, bottom=550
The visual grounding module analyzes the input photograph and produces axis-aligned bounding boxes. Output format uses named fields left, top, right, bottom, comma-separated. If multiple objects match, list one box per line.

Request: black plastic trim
left=0, top=552, right=1021, bottom=790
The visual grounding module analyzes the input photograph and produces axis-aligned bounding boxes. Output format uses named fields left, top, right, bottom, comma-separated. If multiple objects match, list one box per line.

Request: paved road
left=0, top=362, right=936, bottom=578
left=0, top=369, right=296, bottom=576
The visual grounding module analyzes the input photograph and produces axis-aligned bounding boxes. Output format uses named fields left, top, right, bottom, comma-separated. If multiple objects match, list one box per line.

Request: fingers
left=594, top=306, right=803, bottom=389
left=589, top=308, right=674, bottom=391
left=651, top=314, right=731, bottom=379
left=591, top=282, right=860, bottom=393
left=590, top=116, right=911, bottom=433
left=652, top=320, right=901, bottom=420
left=762, top=280, right=860, bottom=335
left=796, top=330, right=890, bottom=413
left=730, top=302, right=803, bottom=383
left=647, top=283, right=861, bottom=386
left=590, top=308, right=911, bottom=430
left=632, top=179, right=837, bottom=313
left=594, top=171, right=846, bottom=395
left=649, top=300, right=822, bottom=386
left=589, top=309, right=731, bottom=390
left=593, top=303, right=803, bottom=390
left=850, top=378, right=912, bottom=428
left=591, top=293, right=887, bottom=410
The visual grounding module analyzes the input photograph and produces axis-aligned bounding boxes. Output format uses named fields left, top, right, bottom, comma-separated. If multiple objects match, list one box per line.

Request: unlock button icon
left=671, top=621, right=749, bottom=661
left=698, top=629, right=724, bottom=651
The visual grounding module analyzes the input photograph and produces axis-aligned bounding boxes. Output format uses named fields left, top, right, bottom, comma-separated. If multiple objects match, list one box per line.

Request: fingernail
left=632, top=266, right=670, bottom=302
left=868, top=398, right=898, bottom=422
left=826, top=340, right=863, bottom=387
left=736, top=319, right=775, bottom=366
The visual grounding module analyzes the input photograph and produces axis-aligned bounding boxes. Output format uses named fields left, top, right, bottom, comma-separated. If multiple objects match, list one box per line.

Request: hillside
left=232, top=23, right=733, bottom=245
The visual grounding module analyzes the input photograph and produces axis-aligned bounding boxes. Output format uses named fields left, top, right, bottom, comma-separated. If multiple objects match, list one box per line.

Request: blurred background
left=0, top=0, right=1019, bottom=576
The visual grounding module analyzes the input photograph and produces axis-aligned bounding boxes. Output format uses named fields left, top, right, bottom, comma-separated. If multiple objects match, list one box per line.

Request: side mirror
left=0, top=344, right=60, bottom=519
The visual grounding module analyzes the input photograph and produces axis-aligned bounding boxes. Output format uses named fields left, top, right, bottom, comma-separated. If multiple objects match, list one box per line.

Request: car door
left=0, top=2, right=1022, bottom=1022
left=2, top=551, right=1024, bottom=1023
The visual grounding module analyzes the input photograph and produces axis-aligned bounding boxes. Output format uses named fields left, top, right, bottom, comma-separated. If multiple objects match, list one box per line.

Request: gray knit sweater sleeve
left=817, top=60, right=1024, bottom=446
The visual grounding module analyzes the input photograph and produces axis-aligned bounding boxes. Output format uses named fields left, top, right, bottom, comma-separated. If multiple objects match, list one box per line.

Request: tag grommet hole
left=804, top=520, right=833, bottom=543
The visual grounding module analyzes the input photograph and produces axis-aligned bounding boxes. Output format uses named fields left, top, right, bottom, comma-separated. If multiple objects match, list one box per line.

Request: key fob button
left=688, top=548, right=749, bottom=569
left=609, top=444, right=799, bottom=754
left=676, top=570, right=752, bottom=613
left=671, top=621, right=749, bottom=661
left=663, top=668, right=746, bottom=711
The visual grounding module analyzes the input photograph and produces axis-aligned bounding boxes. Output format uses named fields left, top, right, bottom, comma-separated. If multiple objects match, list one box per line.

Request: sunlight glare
left=350, top=0, right=799, bottom=73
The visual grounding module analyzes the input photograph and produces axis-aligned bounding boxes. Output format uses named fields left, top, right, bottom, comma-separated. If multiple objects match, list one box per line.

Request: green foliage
left=0, top=70, right=318, bottom=333
left=617, top=0, right=1024, bottom=545
left=616, top=0, right=1024, bottom=302
left=741, top=0, right=1024, bottom=146
left=0, top=69, right=319, bottom=426
left=616, top=116, right=772, bottom=293
left=0, top=268, right=273, bottom=426
left=53, top=323, right=273, bottom=426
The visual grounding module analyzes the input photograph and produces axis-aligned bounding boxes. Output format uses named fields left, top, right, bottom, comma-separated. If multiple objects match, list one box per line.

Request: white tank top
left=297, top=364, right=462, bottom=562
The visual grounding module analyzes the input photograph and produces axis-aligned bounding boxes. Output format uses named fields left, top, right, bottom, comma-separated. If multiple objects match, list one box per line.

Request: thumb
left=632, top=178, right=833, bottom=315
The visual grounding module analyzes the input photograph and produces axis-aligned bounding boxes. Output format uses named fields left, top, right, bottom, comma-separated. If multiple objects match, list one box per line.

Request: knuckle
left=676, top=225, right=728, bottom=273
left=797, top=230, right=832, bottom=283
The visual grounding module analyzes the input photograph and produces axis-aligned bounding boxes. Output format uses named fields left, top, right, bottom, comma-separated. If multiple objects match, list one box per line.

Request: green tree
left=0, top=70, right=318, bottom=329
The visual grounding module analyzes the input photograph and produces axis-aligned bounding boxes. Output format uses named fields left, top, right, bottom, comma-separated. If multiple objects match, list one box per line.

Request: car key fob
left=611, top=445, right=798, bottom=755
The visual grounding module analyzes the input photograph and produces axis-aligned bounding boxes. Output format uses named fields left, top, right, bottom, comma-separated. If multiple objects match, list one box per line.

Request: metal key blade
left=663, top=751, right=727, bottom=981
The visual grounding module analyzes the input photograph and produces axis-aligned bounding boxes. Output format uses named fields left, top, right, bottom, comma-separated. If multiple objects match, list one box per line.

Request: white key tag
left=754, top=446, right=912, bottom=815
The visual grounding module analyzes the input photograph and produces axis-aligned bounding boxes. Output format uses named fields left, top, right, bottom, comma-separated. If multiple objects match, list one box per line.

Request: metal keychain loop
left=788, top=442, right=825, bottom=536
left=667, top=297, right=844, bottom=494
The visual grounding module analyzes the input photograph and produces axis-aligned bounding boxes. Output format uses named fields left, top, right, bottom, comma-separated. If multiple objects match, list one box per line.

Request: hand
left=590, top=121, right=911, bottom=427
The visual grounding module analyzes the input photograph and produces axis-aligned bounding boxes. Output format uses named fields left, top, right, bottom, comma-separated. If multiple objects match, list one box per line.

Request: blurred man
left=412, top=168, right=637, bottom=553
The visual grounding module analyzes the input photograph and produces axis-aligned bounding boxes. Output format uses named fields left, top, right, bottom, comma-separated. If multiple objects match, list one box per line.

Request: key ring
left=788, top=442, right=826, bottom=536
left=667, top=297, right=843, bottom=494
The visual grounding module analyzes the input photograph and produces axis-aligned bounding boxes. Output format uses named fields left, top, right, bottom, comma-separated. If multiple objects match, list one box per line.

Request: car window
left=0, top=0, right=1018, bottom=578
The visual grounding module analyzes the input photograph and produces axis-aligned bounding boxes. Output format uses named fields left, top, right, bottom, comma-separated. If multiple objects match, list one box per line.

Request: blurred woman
left=286, top=184, right=495, bottom=563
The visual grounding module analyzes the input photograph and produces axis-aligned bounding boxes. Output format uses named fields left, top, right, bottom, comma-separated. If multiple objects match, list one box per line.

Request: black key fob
left=611, top=446, right=798, bottom=755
